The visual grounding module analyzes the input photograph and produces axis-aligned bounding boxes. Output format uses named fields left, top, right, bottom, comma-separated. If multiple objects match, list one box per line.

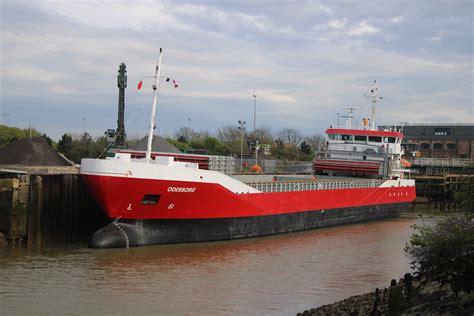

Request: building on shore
left=379, top=123, right=474, bottom=159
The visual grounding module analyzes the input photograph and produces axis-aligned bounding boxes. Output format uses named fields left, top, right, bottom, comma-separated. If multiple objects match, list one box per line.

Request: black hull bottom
left=89, top=203, right=409, bottom=248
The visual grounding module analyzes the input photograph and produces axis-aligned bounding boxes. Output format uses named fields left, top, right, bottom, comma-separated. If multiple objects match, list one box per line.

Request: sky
left=1, top=0, right=473, bottom=140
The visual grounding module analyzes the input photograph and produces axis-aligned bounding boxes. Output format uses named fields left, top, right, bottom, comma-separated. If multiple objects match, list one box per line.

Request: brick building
left=379, top=123, right=474, bottom=159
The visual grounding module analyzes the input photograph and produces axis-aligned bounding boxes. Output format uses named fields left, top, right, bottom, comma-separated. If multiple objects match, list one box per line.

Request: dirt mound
left=132, top=135, right=181, bottom=153
left=0, top=137, right=73, bottom=166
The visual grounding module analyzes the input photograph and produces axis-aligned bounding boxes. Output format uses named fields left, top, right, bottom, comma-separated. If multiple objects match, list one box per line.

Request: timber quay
left=0, top=165, right=108, bottom=246
left=411, top=174, right=474, bottom=212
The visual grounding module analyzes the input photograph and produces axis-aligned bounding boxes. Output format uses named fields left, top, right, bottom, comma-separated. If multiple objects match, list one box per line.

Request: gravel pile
left=0, top=137, right=72, bottom=166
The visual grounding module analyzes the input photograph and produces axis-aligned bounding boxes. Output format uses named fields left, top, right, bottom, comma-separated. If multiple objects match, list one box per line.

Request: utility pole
left=116, top=63, right=127, bottom=147
left=253, top=94, right=257, bottom=132
left=238, top=120, right=246, bottom=173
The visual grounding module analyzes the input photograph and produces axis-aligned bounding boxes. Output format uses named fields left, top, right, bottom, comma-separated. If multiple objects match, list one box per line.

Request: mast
left=365, top=80, right=382, bottom=130
left=340, top=107, right=358, bottom=129
left=145, top=48, right=164, bottom=162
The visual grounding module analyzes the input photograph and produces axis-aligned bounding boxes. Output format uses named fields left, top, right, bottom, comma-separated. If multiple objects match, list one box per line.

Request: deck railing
left=246, top=179, right=384, bottom=193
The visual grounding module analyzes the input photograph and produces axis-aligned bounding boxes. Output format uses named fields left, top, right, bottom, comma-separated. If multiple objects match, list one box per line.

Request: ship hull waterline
left=89, top=202, right=408, bottom=248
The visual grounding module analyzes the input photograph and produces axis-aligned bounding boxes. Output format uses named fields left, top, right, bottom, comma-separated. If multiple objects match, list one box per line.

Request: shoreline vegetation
left=297, top=274, right=474, bottom=315
left=298, top=213, right=474, bottom=315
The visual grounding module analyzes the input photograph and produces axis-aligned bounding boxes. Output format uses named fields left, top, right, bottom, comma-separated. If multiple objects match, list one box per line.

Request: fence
left=409, top=158, right=472, bottom=168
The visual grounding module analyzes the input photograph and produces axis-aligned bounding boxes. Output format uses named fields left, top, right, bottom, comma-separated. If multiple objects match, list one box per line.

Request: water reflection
left=1, top=217, right=418, bottom=315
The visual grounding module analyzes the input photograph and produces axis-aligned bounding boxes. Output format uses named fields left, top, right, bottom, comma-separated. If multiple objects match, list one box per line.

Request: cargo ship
left=81, top=50, right=416, bottom=248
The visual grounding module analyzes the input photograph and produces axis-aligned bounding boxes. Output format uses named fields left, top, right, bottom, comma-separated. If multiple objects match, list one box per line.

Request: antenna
left=364, top=80, right=382, bottom=130
left=340, top=107, right=359, bottom=129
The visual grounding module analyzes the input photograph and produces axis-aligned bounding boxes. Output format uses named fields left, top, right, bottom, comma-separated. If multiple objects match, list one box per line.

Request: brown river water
left=0, top=217, right=422, bottom=315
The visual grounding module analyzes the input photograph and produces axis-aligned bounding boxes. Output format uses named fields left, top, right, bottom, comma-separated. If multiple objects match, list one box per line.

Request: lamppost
left=252, top=94, right=257, bottom=132
left=238, top=120, right=246, bottom=173
left=2, top=113, right=10, bottom=125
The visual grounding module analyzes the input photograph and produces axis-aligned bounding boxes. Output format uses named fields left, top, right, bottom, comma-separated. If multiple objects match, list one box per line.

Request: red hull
left=82, top=174, right=416, bottom=220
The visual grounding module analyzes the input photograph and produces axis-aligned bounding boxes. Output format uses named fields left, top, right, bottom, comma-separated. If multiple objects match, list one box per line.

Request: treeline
left=169, top=125, right=325, bottom=161
left=0, top=124, right=325, bottom=164
left=0, top=125, right=50, bottom=148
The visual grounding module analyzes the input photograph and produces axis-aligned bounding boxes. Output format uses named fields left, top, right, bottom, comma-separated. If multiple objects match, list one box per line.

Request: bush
left=405, top=214, right=474, bottom=294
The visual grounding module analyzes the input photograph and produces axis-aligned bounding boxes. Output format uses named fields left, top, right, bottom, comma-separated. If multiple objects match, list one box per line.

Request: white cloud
left=348, top=20, right=380, bottom=36
left=328, top=18, right=348, bottom=29
left=314, top=18, right=347, bottom=31
left=308, top=1, right=332, bottom=15
left=389, top=16, right=404, bottom=24
left=428, top=36, right=443, bottom=41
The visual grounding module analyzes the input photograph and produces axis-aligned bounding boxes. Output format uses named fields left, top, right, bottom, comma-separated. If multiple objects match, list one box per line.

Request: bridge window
left=329, top=134, right=340, bottom=140
left=433, top=143, right=443, bottom=150
left=341, top=135, right=353, bottom=141
left=446, top=143, right=456, bottom=150
left=384, top=137, right=396, bottom=143
left=368, top=136, right=382, bottom=142
left=420, top=143, right=430, bottom=150
left=355, top=135, right=367, bottom=141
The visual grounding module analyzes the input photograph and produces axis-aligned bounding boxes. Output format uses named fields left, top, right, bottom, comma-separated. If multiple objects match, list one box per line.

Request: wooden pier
left=412, top=174, right=474, bottom=212
left=0, top=166, right=109, bottom=246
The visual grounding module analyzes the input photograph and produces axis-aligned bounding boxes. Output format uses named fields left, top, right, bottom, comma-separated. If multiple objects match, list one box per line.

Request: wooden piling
left=1, top=167, right=109, bottom=246
left=27, top=175, right=43, bottom=245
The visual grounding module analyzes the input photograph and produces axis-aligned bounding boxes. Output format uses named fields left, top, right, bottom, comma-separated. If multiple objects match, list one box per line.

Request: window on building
left=433, top=143, right=443, bottom=150
left=434, top=128, right=451, bottom=136
left=421, top=143, right=430, bottom=150
left=368, top=136, right=382, bottom=142
left=446, top=143, right=456, bottom=150
left=355, top=135, right=367, bottom=141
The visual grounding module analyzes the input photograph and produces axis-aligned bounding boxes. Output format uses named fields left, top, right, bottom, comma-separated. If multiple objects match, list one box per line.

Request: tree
left=167, top=138, right=190, bottom=152
left=405, top=214, right=474, bottom=294
left=174, top=126, right=195, bottom=143
left=217, top=125, right=241, bottom=144
left=249, top=126, right=274, bottom=145
left=217, top=125, right=243, bottom=155
left=306, top=133, right=326, bottom=155
left=277, top=128, right=303, bottom=151
left=62, top=133, right=108, bottom=163
left=41, top=133, right=53, bottom=147
left=58, top=133, right=73, bottom=154
left=0, top=125, right=41, bottom=148
left=202, top=137, right=230, bottom=155
left=299, top=140, right=312, bottom=155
